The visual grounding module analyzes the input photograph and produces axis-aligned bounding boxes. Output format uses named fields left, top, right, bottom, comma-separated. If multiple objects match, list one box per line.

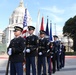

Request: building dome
left=12, top=0, right=25, bottom=16
left=9, top=0, right=32, bottom=26
left=12, top=0, right=25, bottom=17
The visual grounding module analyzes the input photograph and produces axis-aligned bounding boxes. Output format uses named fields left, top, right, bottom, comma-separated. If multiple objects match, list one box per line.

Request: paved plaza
left=0, top=54, right=76, bottom=75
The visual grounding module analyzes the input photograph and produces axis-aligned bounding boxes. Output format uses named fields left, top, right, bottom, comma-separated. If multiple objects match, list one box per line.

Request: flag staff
left=54, top=23, right=56, bottom=35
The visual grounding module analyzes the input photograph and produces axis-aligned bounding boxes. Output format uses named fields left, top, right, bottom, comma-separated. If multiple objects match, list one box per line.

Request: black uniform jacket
left=38, top=38, right=49, bottom=56
left=53, top=41, right=60, bottom=53
left=25, top=35, right=38, bottom=57
left=48, top=42, right=53, bottom=57
left=7, top=36, right=25, bottom=62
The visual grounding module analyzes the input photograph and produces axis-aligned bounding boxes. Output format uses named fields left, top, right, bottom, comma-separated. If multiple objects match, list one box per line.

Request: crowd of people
left=7, top=25, right=66, bottom=75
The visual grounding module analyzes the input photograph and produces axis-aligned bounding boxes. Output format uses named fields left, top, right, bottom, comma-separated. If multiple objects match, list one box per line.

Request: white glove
left=60, top=49, right=62, bottom=52
left=47, top=49, right=50, bottom=53
left=8, top=48, right=12, bottom=55
left=23, top=48, right=26, bottom=53
left=59, top=53, right=61, bottom=55
left=39, top=52, right=42, bottom=55
left=26, top=49, right=30, bottom=53
left=51, top=56, right=53, bottom=58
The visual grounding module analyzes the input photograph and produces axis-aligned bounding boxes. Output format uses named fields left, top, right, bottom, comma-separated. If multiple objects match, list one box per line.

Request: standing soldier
left=60, top=42, right=66, bottom=68
left=49, top=41, right=56, bottom=74
left=25, top=26, right=38, bottom=75
left=7, top=26, right=25, bottom=75
left=53, top=35, right=60, bottom=71
left=47, top=41, right=53, bottom=75
left=59, top=42, right=63, bottom=69
left=37, top=30, right=49, bottom=75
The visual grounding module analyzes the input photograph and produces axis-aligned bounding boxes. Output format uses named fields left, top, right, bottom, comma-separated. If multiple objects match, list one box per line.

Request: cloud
left=40, top=6, right=64, bottom=23
left=41, top=6, right=65, bottom=14
left=50, top=13, right=63, bottom=23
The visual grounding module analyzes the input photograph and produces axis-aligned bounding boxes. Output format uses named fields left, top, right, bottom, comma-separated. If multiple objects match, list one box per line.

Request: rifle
left=5, top=56, right=10, bottom=75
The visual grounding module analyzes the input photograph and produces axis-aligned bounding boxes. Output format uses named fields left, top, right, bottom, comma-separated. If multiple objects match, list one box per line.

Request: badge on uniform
left=32, top=38, right=34, bottom=41
left=37, top=40, right=39, bottom=43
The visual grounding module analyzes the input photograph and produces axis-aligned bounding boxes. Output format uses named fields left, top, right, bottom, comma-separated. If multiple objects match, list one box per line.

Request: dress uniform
left=59, top=42, right=63, bottom=69
left=47, top=41, right=53, bottom=75
left=53, top=35, right=60, bottom=71
left=7, top=26, right=25, bottom=75
left=25, top=26, right=38, bottom=75
left=60, top=42, right=66, bottom=68
left=38, top=30, right=49, bottom=75
left=49, top=41, right=56, bottom=74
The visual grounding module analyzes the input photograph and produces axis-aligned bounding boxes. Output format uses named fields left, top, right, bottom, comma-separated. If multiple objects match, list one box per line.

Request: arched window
left=20, top=19, right=22, bottom=23
left=12, top=20, right=14, bottom=24
left=16, top=19, right=18, bottom=23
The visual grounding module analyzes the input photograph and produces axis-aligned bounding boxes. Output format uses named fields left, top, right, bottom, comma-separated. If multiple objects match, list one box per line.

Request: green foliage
left=65, top=52, right=76, bottom=55
left=63, top=15, right=76, bottom=38
left=63, top=15, right=76, bottom=51
left=0, top=43, right=6, bottom=53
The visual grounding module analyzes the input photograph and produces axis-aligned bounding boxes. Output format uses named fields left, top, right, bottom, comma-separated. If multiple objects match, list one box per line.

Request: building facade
left=0, top=30, right=3, bottom=43
left=2, top=0, right=32, bottom=47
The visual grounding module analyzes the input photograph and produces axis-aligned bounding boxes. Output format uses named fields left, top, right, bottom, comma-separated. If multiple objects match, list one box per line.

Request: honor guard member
left=50, top=41, right=56, bottom=74
left=7, top=26, right=25, bottom=75
left=25, top=26, right=38, bottom=75
left=47, top=41, right=54, bottom=75
left=59, top=42, right=63, bottom=69
left=38, top=30, right=49, bottom=75
left=53, top=35, right=60, bottom=71
left=60, top=42, right=66, bottom=68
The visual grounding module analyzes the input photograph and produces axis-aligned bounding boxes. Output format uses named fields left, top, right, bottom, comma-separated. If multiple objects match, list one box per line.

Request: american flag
left=22, top=8, right=28, bottom=38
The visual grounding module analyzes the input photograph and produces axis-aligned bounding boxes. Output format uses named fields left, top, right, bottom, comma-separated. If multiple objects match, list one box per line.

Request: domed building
left=3, top=0, right=32, bottom=47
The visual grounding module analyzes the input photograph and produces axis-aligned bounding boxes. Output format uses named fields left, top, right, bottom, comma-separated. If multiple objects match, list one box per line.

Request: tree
left=63, top=16, right=76, bottom=51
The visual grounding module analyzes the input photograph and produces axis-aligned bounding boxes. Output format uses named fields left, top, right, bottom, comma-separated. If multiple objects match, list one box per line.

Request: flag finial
left=19, top=0, right=24, bottom=7
left=47, top=16, right=48, bottom=18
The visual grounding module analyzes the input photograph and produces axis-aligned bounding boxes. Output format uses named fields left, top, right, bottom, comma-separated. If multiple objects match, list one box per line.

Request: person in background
left=53, top=35, right=60, bottom=71
left=7, top=26, right=25, bottom=75
left=60, top=42, right=66, bottom=68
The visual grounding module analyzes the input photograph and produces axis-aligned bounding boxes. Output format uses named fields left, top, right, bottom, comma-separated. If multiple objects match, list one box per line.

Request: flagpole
left=36, top=10, right=40, bottom=35
left=54, top=23, right=56, bottom=35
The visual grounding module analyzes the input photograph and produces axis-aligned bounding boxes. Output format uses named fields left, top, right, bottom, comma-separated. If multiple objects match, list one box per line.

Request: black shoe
left=42, top=74, right=46, bottom=75
left=49, top=73, right=51, bottom=75
left=52, top=71, right=55, bottom=74
left=57, top=69, right=60, bottom=71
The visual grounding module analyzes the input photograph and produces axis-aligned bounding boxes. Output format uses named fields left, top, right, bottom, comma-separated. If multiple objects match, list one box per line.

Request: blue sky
left=0, top=0, right=76, bottom=35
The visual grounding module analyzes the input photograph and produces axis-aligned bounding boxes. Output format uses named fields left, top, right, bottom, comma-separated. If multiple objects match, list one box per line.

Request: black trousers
left=51, top=54, right=56, bottom=73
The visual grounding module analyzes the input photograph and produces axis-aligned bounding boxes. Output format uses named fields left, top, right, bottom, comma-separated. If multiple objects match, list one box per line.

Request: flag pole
left=54, top=23, right=56, bottom=35
left=36, top=9, right=40, bottom=35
